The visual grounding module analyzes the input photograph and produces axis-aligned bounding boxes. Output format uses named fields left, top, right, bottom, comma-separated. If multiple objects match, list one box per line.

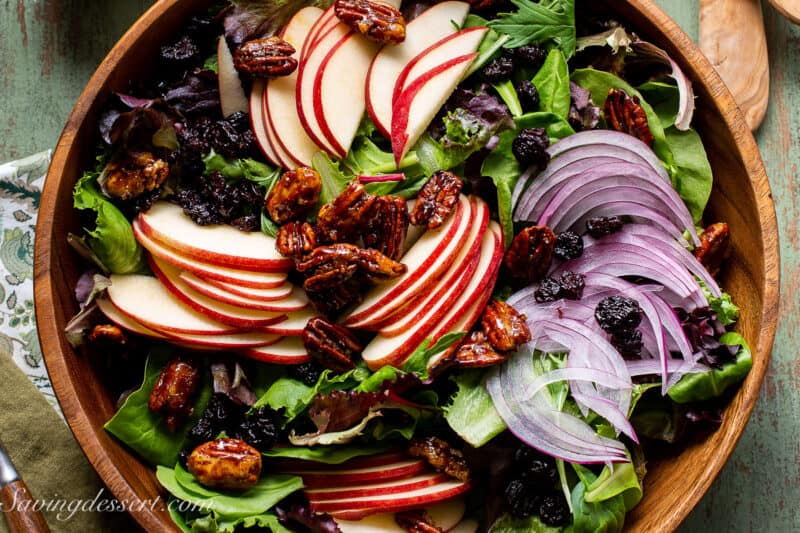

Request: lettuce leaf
left=488, top=0, right=576, bottom=59
left=443, top=370, right=507, bottom=447
left=532, top=49, right=571, bottom=118
left=262, top=444, right=390, bottom=464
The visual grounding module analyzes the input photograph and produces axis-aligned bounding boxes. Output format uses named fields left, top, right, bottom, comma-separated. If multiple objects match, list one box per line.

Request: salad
left=66, top=0, right=752, bottom=531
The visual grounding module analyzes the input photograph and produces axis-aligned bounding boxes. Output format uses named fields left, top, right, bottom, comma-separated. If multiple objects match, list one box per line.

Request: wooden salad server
left=699, top=0, right=770, bottom=131
left=765, top=0, right=800, bottom=24
left=0, top=442, right=50, bottom=532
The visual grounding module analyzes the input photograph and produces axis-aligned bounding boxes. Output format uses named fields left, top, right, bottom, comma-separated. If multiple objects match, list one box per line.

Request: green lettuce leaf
left=491, top=513, right=563, bottom=532
left=402, top=332, right=467, bottom=378
left=488, top=0, right=576, bottom=59
left=186, top=511, right=291, bottom=533
left=311, top=152, right=353, bottom=207
left=443, top=370, right=506, bottom=447
left=262, top=444, right=390, bottom=464
left=202, top=151, right=280, bottom=188
left=532, top=49, right=571, bottom=118
left=465, top=14, right=511, bottom=76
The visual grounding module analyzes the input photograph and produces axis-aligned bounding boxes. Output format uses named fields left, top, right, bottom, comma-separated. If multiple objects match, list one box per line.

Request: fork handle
left=1, top=480, right=50, bottom=533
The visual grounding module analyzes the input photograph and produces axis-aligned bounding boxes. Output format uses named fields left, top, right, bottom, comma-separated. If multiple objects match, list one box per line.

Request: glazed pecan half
left=334, top=0, right=406, bottom=44
left=148, top=356, right=201, bottom=432
left=302, top=317, right=363, bottom=372
left=233, top=36, right=298, bottom=78
left=276, top=221, right=317, bottom=262
left=409, top=171, right=463, bottom=230
left=481, top=300, right=532, bottom=352
left=693, top=222, right=731, bottom=277
left=87, top=324, right=128, bottom=348
left=316, top=181, right=377, bottom=243
left=452, top=331, right=506, bottom=368
left=266, top=167, right=321, bottom=224
left=504, top=225, right=556, bottom=283
left=395, top=510, right=443, bottom=533
left=104, top=151, right=169, bottom=200
left=297, top=243, right=406, bottom=291
left=364, top=195, right=409, bottom=261
left=187, top=438, right=262, bottom=490
left=604, top=88, right=654, bottom=147
left=409, top=436, right=471, bottom=482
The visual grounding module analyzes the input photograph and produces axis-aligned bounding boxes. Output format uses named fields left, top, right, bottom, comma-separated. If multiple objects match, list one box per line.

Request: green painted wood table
left=1, top=1, right=797, bottom=531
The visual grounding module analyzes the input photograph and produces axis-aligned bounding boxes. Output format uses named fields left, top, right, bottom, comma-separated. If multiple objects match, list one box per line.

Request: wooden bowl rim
left=33, top=0, right=780, bottom=531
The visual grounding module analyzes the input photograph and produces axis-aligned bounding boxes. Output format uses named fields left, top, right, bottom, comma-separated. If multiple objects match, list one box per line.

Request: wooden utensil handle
left=1, top=480, right=50, bottom=532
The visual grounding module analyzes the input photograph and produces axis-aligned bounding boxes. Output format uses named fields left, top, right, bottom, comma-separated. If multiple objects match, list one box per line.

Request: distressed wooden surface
left=1, top=0, right=797, bottom=530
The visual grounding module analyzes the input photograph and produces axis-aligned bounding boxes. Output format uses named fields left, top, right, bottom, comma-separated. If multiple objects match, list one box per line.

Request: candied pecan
left=316, top=181, right=377, bottom=243
left=452, top=331, right=506, bottom=368
left=104, top=151, right=169, bottom=200
left=233, top=36, right=298, bottom=78
left=87, top=324, right=128, bottom=348
left=297, top=243, right=405, bottom=292
left=395, top=510, right=443, bottom=533
left=334, top=0, right=406, bottom=44
left=409, top=437, right=471, bottom=482
left=481, top=300, right=532, bottom=352
left=276, top=221, right=317, bottom=262
left=693, top=222, right=731, bottom=277
left=409, top=171, right=463, bottom=229
left=504, top=226, right=556, bottom=283
left=148, top=356, right=201, bottom=432
left=187, top=438, right=262, bottom=490
left=302, top=317, right=362, bottom=372
left=364, top=195, right=409, bottom=261
left=266, top=167, right=322, bottom=224
left=604, top=89, right=654, bottom=147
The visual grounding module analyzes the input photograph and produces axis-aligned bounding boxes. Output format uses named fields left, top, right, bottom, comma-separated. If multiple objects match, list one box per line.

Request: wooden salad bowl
left=33, top=0, right=780, bottom=531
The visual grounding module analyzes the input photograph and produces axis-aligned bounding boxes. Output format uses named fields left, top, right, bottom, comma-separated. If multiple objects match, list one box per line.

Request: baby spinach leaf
left=533, top=49, right=571, bottom=118
left=637, top=81, right=681, bottom=128
left=488, top=0, right=576, bottom=59
left=663, top=126, right=713, bottom=223
left=464, top=14, right=511, bottom=76
left=104, top=348, right=212, bottom=467
left=443, top=370, right=507, bottom=447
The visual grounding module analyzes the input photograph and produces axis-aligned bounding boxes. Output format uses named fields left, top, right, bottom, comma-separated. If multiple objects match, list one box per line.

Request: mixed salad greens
left=66, top=0, right=752, bottom=531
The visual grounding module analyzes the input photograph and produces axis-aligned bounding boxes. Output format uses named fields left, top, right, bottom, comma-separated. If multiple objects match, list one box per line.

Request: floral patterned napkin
left=0, top=151, right=55, bottom=406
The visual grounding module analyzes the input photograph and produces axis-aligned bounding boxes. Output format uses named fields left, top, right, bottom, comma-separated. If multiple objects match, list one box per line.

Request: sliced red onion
left=631, top=41, right=695, bottom=131
left=546, top=130, right=668, bottom=169
left=572, top=392, right=638, bottom=442
left=522, top=367, right=632, bottom=401
left=358, top=173, right=405, bottom=183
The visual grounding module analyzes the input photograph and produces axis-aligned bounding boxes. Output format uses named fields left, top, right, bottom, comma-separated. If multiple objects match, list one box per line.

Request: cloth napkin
left=0, top=152, right=134, bottom=532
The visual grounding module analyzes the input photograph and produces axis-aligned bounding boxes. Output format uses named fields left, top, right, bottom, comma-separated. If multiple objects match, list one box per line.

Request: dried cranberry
left=482, top=56, right=515, bottom=83
left=611, top=328, right=643, bottom=359
left=557, top=271, right=585, bottom=300
left=538, top=492, right=570, bottom=526
left=516, top=80, right=540, bottom=112
left=514, top=45, right=548, bottom=70
left=595, top=296, right=643, bottom=334
left=586, top=215, right=624, bottom=238
left=160, top=35, right=201, bottom=70
left=535, top=277, right=563, bottom=303
left=512, top=128, right=550, bottom=169
left=289, top=361, right=324, bottom=386
left=505, top=479, right=540, bottom=518
left=553, top=231, right=583, bottom=260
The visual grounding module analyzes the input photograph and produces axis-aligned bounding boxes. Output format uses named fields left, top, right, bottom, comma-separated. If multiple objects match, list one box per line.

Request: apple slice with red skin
left=199, top=277, right=292, bottom=300
left=149, top=255, right=289, bottom=329
left=391, top=52, right=477, bottom=166
left=240, top=336, right=310, bottom=364
left=250, top=79, right=286, bottom=168
left=179, top=271, right=307, bottom=312
left=301, top=5, right=338, bottom=59
left=282, top=459, right=428, bottom=488
left=374, top=196, right=489, bottom=335
left=365, top=1, right=472, bottom=137
left=149, top=326, right=282, bottom=349
left=361, top=221, right=502, bottom=369
left=258, top=305, right=318, bottom=335
left=335, top=497, right=466, bottom=533
left=343, top=195, right=470, bottom=329
left=133, top=220, right=288, bottom=289
left=138, top=202, right=292, bottom=271
left=96, top=296, right=166, bottom=339
left=312, top=479, right=472, bottom=518
left=306, top=473, right=449, bottom=501
left=392, top=27, right=488, bottom=107
left=107, top=274, right=240, bottom=335
left=217, top=36, right=249, bottom=117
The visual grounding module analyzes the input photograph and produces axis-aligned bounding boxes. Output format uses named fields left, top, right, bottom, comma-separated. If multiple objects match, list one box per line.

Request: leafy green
left=311, top=152, right=353, bottom=207
left=355, top=366, right=403, bottom=393
left=516, top=112, right=575, bottom=141
left=488, top=0, right=577, bottom=59
left=638, top=81, right=681, bottom=128
left=700, top=281, right=740, bottom=326
left=204, top=54, right=219, bottom=73
left=202, top=151, right=281, bottom=188
left=415, top=133, right=477, bottom=176
left=186, top=511, right=291, bottom=533
left=343, top=135, right=425, bottom=197
left=157, top=464, right=303, bottom=518
left=104, top=349, right=212, bottom=466
left=444, top=370, right=507, bottom=447
left=568, top=467, right=627, bottom=533
left=491, top=513, right=563, bottom=532
left=668, top=332, right=752, bottom=403
left=532, top=49, right=571, bottom=118
left=464, top=14, right=511, bottom=76
left=73, top=171, right=148, bottom=274
left=584, top=461, right=642, bottom=511
left=663, top=126, right=713, bottom=223
left=262, top=444, right=390, bottom=464
left=260, top=210, right=278, bottom=238
left=481, top=129, right=519, bottom=248
left=402, top=332, right=467, bottom=378
left=492, top=80, right=524, bottom=118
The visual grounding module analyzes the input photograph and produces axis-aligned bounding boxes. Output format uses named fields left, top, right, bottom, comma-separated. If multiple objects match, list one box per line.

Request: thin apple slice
left=366, top=1, right=472, bottom=137
left=343, top=195, right=470, bottom=328
left=96, top=297, right=166, bottom=339
left=150, top=256, right=288, bottom=329
left=376, top=197, right=489, bottom=336
left=263, top=6, right=324, bottom=168
left=179, top=271, right=307, bottom=312
left=301, top=5, right=338, bottom=59
left=217, top=36, right=249, bottom=117
left=107, top=274, right=240, bottom=335
left=250, top=79, right=286, bottom=167
left=151, top=327, right=282, bottom=349
left=311, top=479, right=472, bottom=517
left=240, top=336, right=310, bottom=364
left=361, top=220, right=499, bottom=369
left=391, top=53, right=477, bottom=165
left=138, top=202, right=292, bottom=271
left=306, top=473, right=449, bottom=501
left=199, top=277, right=292, bottom=299
left=313, top=32, right=380, bottom=156
left=283, top=459, right=428, bottom=488
left=296, top=23, right=351, bottom=157
left=393, top=27, right=488, bottom=102
left=259, top=306, right=318, bottom=335
left=335, top=497, right=465, bottom=533
left=133, top=220, right=287, bottom=289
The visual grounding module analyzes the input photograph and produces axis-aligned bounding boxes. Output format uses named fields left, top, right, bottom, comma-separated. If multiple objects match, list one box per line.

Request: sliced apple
left=241, top=336, right=310, bottom=364
left=312, top=479, right=472, bottom=518
left=259, top=305, right=318, bottom=336
left=361, top=222, right=501, bottom=369
left=132, top=220, right=288, bottom=289
left=150, top=327, right=282, bottom=349
left=149, top=256, right=289, bottom=329
left=376, top=197, right=489, bottom=336
left=250, top=79, right=286, bottom=168
left=301, top=5, right=338, bottom=59
left=217, top=36, right=249, bottom=117
left=107, top=274, right=240, bottom=335
left=391, top=53, right=477, bottom=166
left=200, top=277, right=291, bottom=299
left=343, top=195, right=471, bottom=329
left=282, top=458, right=427, bottom=488
left=312, top=32, right=380, bottom=156
left=96, top=296, right=166, bottom=339
left=393, top=27, right=488, bottom=103
left=138, top=202, right=292, bottom=271
left=179, top=271, right=307, bottom=312
left=306, top=473, right=449, bottom=501
left=366, top=1, right=472, bottom=137
left=335, top=497, right=465, bottom=533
